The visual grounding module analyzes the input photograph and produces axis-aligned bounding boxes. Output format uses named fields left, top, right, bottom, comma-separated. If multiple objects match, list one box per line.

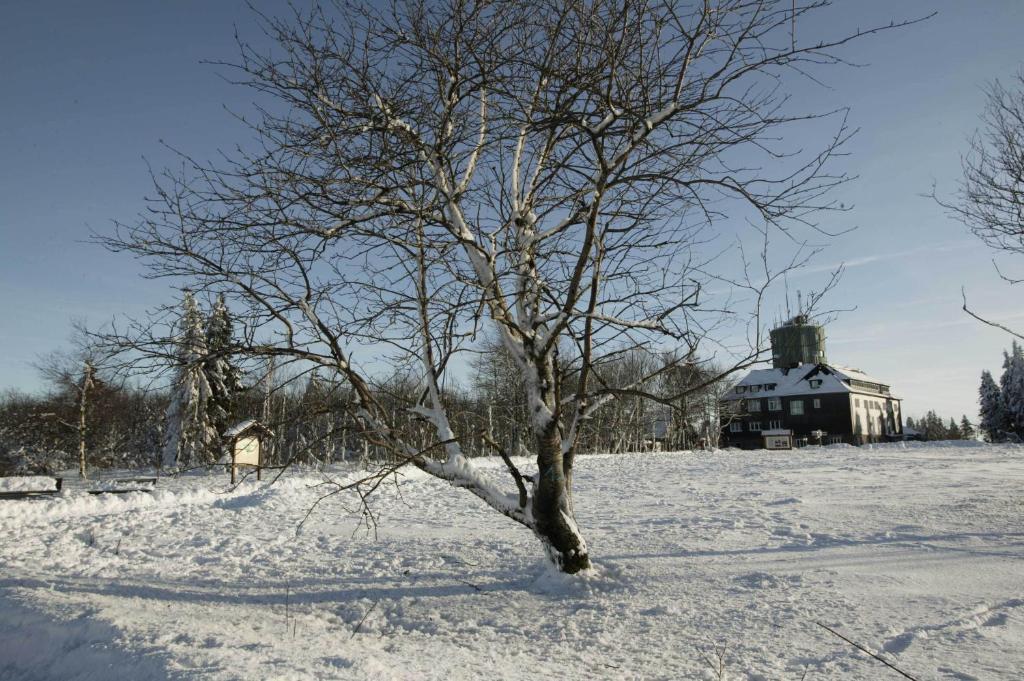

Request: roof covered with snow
left=724, top=363, right=898, bottom=400
left=223, top=420, right=273, bottom=439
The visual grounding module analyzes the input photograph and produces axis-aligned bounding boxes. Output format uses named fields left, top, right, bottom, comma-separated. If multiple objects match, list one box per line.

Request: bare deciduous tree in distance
left=100, top=0, right=919, bottom=573
left=38, top=358, right=96, bottom=479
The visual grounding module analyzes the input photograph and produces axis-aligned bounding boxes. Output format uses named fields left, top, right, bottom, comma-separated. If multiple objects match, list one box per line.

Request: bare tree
left=939, top=69, right=1024, bottom=340
left=38, top=358, right=96, bottom=478
left=33, top=327, right=121, bottom=478
left=99, top=0, right=916, bottom=572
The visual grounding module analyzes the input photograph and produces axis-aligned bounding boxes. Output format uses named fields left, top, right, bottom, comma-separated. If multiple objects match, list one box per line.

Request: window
left=790, top=400, right=804, bottom=416
left=809, top=379, right=822, bottom=389
left=749, top=421, right=761, bottom=431
left=765, top=383, right=777, bottom=391
left=735, top=386, right=747, bottom=394
left=813, top=398, right=821, bottom=409
left=855, top=398, right=861, bottom=407
left=768, top=419, right=783, bottom=430
left=750, top=385, right=761, bottom=393
left=747, top=399, right=761, bottom=412
left=729, top=421, right=743, bottom=433
left=767, top=397, right=782, bottom=411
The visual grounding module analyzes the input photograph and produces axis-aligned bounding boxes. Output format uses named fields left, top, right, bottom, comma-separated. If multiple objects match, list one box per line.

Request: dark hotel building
left=720, top=316, right=903, bottom=448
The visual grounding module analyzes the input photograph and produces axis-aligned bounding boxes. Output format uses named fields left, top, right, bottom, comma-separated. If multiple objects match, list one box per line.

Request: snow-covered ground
left=1, top=442, right=1022, bottom=680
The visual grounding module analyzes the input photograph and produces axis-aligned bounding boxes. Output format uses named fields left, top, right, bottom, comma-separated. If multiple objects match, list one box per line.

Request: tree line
left=0, top=292, right=729, bottom=477
left=904, top=412, right=975, bottom=442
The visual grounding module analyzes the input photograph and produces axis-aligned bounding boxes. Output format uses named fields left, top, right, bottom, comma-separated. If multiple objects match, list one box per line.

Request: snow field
left=1, top=442, right=1022, bottom=680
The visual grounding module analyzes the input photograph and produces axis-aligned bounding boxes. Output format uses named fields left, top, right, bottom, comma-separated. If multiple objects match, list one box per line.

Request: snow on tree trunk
left=532, top=420, right=590, bottom=573
left=77, top=362, right=94, bottom=479
left=523, top=350, right=590, bottom=574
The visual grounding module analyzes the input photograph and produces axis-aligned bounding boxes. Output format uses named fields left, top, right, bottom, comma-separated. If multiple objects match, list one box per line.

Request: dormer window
left=735, top=386, right=748, bottom=394
left=809, top=379, right=822, bottom=389
left=750, top=385, right=761, bottom=393
left=765, top=383, right=777, bottom=391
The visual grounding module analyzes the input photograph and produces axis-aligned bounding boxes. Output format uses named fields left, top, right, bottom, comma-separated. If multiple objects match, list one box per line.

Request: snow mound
left=0, top=476, right=59, bottom=492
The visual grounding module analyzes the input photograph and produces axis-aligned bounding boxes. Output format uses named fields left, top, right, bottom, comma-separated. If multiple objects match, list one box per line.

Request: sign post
left=223, top=421, right=273, bottom=484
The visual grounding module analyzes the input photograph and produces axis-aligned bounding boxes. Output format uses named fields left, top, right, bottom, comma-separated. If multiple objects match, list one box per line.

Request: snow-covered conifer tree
left=204, top=293, right=244, bottom=444
left=999, top=342, right=1024, bottom=438
left=162, top=291, right=217, bottom=469
left=979, top=370, right=1006, bottom=442
left=959, top=415, right=975, bottom=440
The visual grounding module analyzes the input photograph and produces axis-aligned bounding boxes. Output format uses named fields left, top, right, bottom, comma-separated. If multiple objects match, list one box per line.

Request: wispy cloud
left=792, top=240, right=974, bottom=278
left=829, top=311, right=1024, bottom=346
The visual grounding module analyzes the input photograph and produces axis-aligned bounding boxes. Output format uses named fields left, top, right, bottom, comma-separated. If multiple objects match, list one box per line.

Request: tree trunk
left=531, top=418, right=590, bottom=574
left=78, top=362, right=93, bottom=479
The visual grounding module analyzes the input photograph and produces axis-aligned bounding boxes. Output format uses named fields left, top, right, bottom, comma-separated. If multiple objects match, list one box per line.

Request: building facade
left=721, top=318, right=903, bottom=448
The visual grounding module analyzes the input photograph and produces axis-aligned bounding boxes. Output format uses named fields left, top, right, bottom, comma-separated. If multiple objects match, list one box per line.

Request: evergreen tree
left=946, top=417, right=961, bottom=440
left=921, top=410, right=947, bottom=441
left=999, top=341, right=1024, bottom=438
left=979, top=370, right=1005, bottom=442
left=162, top=291, right=217, bottom=469
left=204, top=293, right=244, bottom=444
left=905, top=416, right=916, bottom=431
left=959, top=415, right=975, bottom=440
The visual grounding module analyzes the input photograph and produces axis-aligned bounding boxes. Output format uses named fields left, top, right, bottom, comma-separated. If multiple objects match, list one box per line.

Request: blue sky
left=1, top=1, right=1022, bottom=422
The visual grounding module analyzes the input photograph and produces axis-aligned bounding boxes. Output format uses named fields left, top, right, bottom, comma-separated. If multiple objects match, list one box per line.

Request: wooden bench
left=0, top=477, right=63, bottom=500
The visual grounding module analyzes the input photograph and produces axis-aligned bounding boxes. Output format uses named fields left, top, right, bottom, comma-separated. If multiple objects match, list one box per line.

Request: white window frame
left=747, top=399, right=761, bottom=412
left=729, top=421, right=743, bottom=433
left=813, top=398, right=821, bottom=409
left=790, top=400, right=804, bottom=416
left=735, top=385, right=747, bottom=394
left=767, top=397, right=782, bottom=411
left=809, top=379, right=822, bottom=389
left=748, top=421, right=761, bottom=431
left=768, top=419, right=783, bottom=430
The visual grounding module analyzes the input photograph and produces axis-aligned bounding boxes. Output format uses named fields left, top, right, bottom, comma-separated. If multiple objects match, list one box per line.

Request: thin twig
left=815, top=622, right=920, bottom=681
left=962, top=288, right=1024, bottom=340
left=481, top=430, right=528, bottom=508
left=456, top=578, right=484, bottom=592
left=351, top=599, right=380, bottom=639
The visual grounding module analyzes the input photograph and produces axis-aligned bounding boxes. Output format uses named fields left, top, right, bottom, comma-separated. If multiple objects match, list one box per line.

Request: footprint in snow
left=983, top=612, right=1008, bottom=627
